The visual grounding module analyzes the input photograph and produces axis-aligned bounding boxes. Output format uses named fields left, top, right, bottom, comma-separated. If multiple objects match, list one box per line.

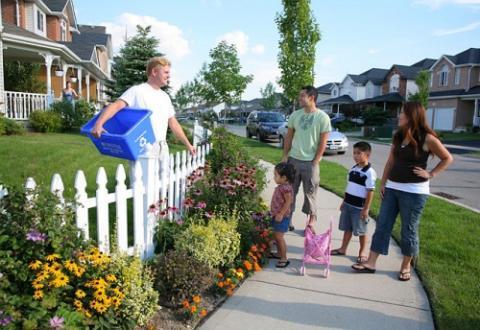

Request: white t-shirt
left=119, top=83, right=175, bottom=142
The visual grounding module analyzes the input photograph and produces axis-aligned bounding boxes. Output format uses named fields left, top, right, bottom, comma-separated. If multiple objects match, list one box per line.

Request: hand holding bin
left=81, top=108, right=156, bottom=161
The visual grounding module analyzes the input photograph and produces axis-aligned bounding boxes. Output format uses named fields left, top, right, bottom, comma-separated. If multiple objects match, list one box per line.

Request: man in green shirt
left=281, top=86, right=331, bottom=231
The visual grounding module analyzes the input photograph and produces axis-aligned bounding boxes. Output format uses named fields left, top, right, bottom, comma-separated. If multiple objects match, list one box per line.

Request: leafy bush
left=0, top=115, right=25, bottom=135
left=154, top=250, right=214, bottom=307
left=167, top=122, right=193, bottom=145
left=154, top=219, right=184, bottom=254
left=361, top=106, right=391, bottom=126
left=4, top=60, right=45, bottom=93
left=109, top=253, right=159, bottom=327
left=50, top=100, right=96, bottom=131
left=29, top=110, right=63, bottom=133
left=175, top=213, right=240, bottom=268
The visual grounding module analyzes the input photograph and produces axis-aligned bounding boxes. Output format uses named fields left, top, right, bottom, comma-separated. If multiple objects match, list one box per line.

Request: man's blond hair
left=146, top=57, right=171, bottom=76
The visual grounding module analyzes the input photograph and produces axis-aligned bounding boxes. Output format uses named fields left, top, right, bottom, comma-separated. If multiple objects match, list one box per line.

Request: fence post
left=25, top=177, right=37, bottom=202
left=96, top=167, right=109, bottom=253
left=115, top=164, right=128, bottom=253
left=132, top=161, right=145, bottom=258
left=74, top=170, right=89, bottom=240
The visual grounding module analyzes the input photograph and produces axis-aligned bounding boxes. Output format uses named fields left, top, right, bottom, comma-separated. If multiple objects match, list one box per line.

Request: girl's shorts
left=271, top=216, right=290, bottom=233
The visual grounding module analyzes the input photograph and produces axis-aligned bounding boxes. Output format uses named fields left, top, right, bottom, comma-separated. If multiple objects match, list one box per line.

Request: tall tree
left=201, top=41, right=253, bottom=106
left=106, top=25, right=163, bottom=100
left=408, top=70, right=430, bottom=108
left=174, top=78, right=205, bottom=111
left=276, top=0, right=320, bottom=113
left=260, top=82, right=277, bottom=109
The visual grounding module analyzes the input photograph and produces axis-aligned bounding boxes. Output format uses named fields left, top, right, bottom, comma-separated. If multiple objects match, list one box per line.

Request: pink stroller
left=300, top=219, right=333, bottom=277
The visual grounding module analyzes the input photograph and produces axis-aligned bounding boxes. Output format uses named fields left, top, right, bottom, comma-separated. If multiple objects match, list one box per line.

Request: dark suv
left=246, top=111, right=286, bottom=141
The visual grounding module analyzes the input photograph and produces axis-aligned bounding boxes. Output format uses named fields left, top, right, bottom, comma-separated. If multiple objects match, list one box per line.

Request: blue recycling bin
left=81, top=107, right=155, bottom=160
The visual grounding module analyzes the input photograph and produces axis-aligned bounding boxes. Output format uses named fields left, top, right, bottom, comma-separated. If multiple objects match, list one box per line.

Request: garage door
left=426, top=108, right=434, bottom=127
left=434, top=108, right=455, bottom=131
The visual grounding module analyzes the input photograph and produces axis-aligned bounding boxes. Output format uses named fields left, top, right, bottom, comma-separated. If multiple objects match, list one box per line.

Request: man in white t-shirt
left=91, top=57, right=195, bottom=156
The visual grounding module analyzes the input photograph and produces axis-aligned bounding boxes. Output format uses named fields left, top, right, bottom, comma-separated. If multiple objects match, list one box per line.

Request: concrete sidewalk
left=200, top=160, right=434, bottom=330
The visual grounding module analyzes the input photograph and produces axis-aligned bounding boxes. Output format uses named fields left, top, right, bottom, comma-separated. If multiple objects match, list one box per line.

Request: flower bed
left=0, top=128, right=271, bottom=329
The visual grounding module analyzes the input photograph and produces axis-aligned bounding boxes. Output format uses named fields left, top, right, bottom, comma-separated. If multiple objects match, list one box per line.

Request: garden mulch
left=198, top=160, right=435, bottom=330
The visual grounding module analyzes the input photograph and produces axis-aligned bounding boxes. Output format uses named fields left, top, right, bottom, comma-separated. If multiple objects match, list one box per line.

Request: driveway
left=224, top=124, right=480, bottom=211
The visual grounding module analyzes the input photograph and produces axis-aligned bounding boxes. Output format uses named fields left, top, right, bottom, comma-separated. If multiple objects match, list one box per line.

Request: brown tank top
left=389, top=132, right=430, bottom=183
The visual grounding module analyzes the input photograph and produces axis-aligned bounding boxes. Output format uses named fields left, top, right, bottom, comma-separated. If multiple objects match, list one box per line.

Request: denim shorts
left=371, top=188, right=428, bottom=256
left=271, top=216, right=290, bottom=233
left=339, top=203, right=369, bottom=236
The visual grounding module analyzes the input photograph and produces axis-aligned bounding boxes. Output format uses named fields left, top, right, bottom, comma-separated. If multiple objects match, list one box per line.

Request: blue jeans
left=371, top=188, right=428, bottom=256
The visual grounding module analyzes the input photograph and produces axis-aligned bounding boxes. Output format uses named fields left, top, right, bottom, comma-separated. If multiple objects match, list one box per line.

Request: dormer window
left=61, top=20, right=67, bottom=41
left=36, top=10, right=44, bottom=31
left=389, top=74, right=399, bottom=93
left=454, top=68, right=460, bottom=85
left=440, top=65, right=449, bottom=86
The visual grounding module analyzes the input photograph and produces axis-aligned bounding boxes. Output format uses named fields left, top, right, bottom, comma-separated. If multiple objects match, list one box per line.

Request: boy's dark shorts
left=271, top=216, right=291, bottom=233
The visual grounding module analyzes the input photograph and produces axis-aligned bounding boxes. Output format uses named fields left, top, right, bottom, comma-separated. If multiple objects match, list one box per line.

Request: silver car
left=277, top=123, right=348, bottom=154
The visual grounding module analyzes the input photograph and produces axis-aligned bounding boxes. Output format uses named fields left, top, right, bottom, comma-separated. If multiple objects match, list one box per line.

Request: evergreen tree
left=276, top=0, right=320, bottom=113
left=106, top=25, right=163, bottom=100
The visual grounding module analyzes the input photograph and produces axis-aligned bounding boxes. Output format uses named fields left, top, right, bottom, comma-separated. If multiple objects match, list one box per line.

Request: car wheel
left=258, top=131, right=266, bottom=142
left=279, top=135, right=284, bottom=148
left=246, top=128, right=252, bottom=138
left=338, top=151, right=346, bottom=155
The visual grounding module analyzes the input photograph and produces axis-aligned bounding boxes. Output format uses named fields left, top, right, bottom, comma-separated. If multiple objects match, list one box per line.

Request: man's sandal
left=330, top=249, right=346, bottom=256
left=351, top=263, right=376, bottom=273
left=398, top=271, right=411, bottom=281
left=275, top=260, right=290, bottom=268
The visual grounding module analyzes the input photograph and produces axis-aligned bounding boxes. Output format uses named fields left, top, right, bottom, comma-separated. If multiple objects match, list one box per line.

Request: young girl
left=270, top=162, right=296, bottom=268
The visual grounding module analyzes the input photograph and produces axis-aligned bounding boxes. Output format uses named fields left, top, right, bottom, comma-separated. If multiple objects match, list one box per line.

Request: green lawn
left=438, top=131, right=480, bottom=142
left=237, top=135, right=480, bottom=330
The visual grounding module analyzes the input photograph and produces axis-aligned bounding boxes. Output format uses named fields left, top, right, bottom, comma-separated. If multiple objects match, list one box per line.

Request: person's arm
left=281, top=127, right=295, bottom=162
left=91, top=99, right=127, bottom=138
left=275, top=192, right=293, bottom=222
left=361, top=190, right=374, bottom=220
left=168, top=117, right=195, bottom=155
left=413, top=133, right=453, bottom=179
left=380, top=145, right=395, bottom=199
left=312, top=131, right=329, bottom=165
left=72, top=89, right=78, bottom=98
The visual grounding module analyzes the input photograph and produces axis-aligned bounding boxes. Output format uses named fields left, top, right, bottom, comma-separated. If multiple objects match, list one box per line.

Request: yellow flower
left=50, top=274, right=69, bottom=288
left=74, top=266, right=85, bottom=277
left=74, top=299, right=83, bottom=310
left=35, top=271, right=49, bottom=281
left=112, top=297, right=121, bottom=308
left=29, top=260, right=42, bottom=270
left=93, top=289, right=106, bottom=300
left=32, top=281, right=44, bottom=290
left=192, top=295, right=201, bottom=304
left=105, top=274, right=117, bottom=282
left=75, top=289, right=86, bottom=299
left=84, top=310, right=92, bottom=318
left=64, top=260, right=77, bottom=272
left=96, top=304, right=107, bottom=314
left=33, top=290, right=43, bottom=300
left=46, top=254, right=61, bottom=261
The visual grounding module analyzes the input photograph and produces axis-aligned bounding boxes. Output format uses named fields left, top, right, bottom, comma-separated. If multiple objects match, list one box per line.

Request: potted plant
left=54, top=67, right=64, bottom=77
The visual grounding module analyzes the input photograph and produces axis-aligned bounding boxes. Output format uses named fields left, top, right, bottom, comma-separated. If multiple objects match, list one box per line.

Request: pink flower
left=49, top=316, right=64, bottom=329
left=176, top=219, right=184, bottom=225
left=196, top=201, right=207, bottom=209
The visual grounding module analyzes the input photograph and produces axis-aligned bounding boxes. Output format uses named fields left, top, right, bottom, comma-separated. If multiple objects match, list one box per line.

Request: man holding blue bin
left=91, top=57, right=195, bottom=157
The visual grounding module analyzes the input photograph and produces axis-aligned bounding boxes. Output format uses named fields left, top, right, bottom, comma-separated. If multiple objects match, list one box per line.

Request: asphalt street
left=225, top=124, right=480, bottom=211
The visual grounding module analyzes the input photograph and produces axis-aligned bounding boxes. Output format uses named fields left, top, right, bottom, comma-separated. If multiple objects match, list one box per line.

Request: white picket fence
left=4, top=91, right=50, bottom=120
left=0, top=143, right=210, bottom=259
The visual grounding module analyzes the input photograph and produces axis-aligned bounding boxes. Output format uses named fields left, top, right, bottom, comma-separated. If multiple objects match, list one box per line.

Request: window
left=333, top=89, right=337, bottom=97
left=454, top=68, right=460, bottom=85
left=36, top=10, right=44, bottom=31
left=439, top=65, right=449, bottom=86
left=60, top=20, right=67, bottom=41
left=430, top=72, right=433, bottom=87
left=389, top=74, right=400, bottom=92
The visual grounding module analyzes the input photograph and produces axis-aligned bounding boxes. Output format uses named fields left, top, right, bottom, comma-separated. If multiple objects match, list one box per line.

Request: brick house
left=427, top=48, right=480, bottom=131
left=0, top=0, right=112, bottom=120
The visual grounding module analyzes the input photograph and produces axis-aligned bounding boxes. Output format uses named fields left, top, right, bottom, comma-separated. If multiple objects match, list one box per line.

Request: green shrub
left=167, top=122, right=193, bottom=145
left=109, top=253, right=159, bottom=327
left=154, top=219, right=184, bottom=254
left=154, top=250, right=214, bottom=307
left=0, top=116, right=25, bottom=135
left=29, top=110, right=63, bottom=133
left=361, top=106, right=391, bottom=126
left=175, top=213, right=240, bottom=268
left=50, top=100, right=96, bottom=131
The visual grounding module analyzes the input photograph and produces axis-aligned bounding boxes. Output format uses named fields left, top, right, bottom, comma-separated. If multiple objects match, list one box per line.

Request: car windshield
left=258, top=113, right=285, bottom=122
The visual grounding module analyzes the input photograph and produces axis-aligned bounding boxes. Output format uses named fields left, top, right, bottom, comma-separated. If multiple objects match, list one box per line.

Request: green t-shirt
left=287, top=108, right=331, bottom=161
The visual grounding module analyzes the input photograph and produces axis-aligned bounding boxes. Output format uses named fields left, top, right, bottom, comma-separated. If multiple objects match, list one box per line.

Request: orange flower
left=190, top=305, right=197, bottom=314
left=250, top=245, right=258, bottom=252
left=236, top=268, right=243, bottom=274
left=243, top=260, right=253, bottom=271
left=192, top=295, right=201, bottom=304
left=217, top=273, right=224, bottom=279
left=182, top=299, right=190, bottom=309
left=200, top=309, right=207, bottom=317
left=253, top=262, right=262, bottom=272
left=217, top=281, right=225, bottom=288
left=226, top=288, right=234, bottom=296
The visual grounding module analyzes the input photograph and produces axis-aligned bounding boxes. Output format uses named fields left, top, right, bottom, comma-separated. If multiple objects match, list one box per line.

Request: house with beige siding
left=427, top=48, right=480, bottom=131
left=0, top=0, right=112, bottom=120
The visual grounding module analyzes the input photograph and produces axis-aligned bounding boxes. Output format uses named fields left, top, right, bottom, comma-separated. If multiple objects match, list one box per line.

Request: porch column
left=336, top=103, right=340, bottom=115
left=39, top=53, right=59, bottom=97
left=383, top=102, right=386, bottom=111
left=474, top=98, right=479, bottom=127
left=62, top=63, right=68, bottom=89
left=97, top=82, right=101, bottom=103
left=0, top=11, right=5, bottom=114
left=85, top=73, right=90, bottom=102
left=77, top=67, right=83, bottom=97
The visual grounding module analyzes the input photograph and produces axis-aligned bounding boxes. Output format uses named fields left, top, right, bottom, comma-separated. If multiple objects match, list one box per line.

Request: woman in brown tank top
left=352, top=102, right=453, bottom=281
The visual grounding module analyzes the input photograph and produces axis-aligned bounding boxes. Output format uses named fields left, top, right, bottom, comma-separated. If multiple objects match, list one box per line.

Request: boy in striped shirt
left=331, top=141, right=377, bottom=264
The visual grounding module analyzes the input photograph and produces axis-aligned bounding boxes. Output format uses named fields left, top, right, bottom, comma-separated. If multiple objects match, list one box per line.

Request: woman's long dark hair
left=393, top=102, right=437, bottom=156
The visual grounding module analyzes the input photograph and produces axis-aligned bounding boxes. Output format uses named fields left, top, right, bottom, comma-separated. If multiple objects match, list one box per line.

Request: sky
left=74, top=0, right=480, bottom=100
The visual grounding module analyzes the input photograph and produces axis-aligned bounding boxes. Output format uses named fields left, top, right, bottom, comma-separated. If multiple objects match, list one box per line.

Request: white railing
left=0, top=143, right=210, bottom=259
left=4, top=91, right=49, bottom=120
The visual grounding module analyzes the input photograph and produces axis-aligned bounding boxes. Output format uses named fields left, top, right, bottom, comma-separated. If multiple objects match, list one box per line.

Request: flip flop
left=398, top=271, right=411, bottom=281
left=330, top=249, right=346, bottom=256
left=356, top=256, right=368, bottom=264
left=351, top=263, right=376, bottom=273
left=268, top=253, right=280, bottom=259
left=275, top=260, right=290, bottom=268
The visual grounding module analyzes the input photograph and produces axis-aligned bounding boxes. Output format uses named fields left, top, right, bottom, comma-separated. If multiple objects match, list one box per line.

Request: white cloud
left=216, top=30, right=249, bottom=55
left=242, top=61, right=281, bottom=99
left=320, top=56, right=334, bottom=67
left=251, top=44, right=265, bottom=55
left=368, top=48, right=381, bottom=54
left=412, top=0, right=480, bottom=9
left=434, top=21, right=480, bottom=35
left=101, top=13, right=190, bottom=59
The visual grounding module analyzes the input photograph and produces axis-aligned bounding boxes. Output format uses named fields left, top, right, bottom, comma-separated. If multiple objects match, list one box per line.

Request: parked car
left=329, top=112, right=346, bottom=125
left=246, top=111, right=286, bottom=141
left=277, top=124, right=348, bottom=154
